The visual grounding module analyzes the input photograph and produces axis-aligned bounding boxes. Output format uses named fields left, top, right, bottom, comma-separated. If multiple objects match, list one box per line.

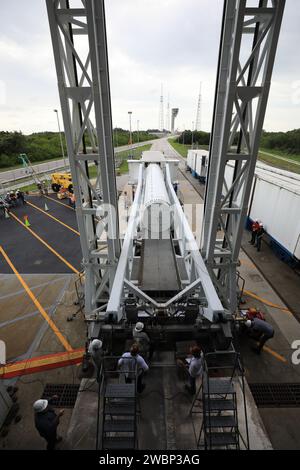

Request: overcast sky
left=0, top=0, right=299, bottom=135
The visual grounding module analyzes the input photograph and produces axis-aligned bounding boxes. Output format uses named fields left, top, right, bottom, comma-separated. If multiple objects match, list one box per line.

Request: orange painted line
left=9, top=211, right=79, bottom=275
left=263, top=346, right=287, bottom=363
left=27, top=201, right=80, bottom=236
left=0, top=349, right=85, bottom=379
left=0, top=246, right=73, bottom=352
left=244, top=289, right=292, bottom=316
left=44, top=194, right=75, bottom=211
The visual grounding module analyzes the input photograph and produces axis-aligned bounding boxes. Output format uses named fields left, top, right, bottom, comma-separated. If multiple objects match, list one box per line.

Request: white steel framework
left=46, top=0, right=120, bottom=320
left=202, top=0, right=285, bottom=313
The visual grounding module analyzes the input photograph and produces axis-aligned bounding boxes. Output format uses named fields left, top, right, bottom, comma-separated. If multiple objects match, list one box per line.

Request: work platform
left=66, top=351, right=272, bottom=450
left=140, top=239, right=180, bottom=293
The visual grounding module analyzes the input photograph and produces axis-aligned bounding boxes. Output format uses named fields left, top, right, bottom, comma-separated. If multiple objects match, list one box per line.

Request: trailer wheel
left=52, top=183, right=60, bottom=193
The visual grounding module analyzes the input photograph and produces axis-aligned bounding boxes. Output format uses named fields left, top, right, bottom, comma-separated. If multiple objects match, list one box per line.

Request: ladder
left=101, top=357, right=138, bottom=450
left=202, top=376, right=239, bottom=450
left=192, top=351, right=249, bottom=450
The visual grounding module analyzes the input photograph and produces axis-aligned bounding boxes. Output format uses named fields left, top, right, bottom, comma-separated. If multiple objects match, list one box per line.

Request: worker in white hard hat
left=88, top=338, right=104, bottom=381
left=132, top=322, right=153, bottom=359
left=33, top=397, right=64, bottom=450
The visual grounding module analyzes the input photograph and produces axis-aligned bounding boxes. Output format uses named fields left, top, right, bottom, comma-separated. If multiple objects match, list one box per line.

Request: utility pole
left=54, top=109, right=67, bottom=168
left=195, top=82, right=202, bottom=132
left=137, top=120, right=140, bottom=144
left=128, top=111, right=133, bottom=156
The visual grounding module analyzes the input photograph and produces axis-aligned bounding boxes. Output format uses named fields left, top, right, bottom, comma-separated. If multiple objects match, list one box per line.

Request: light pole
left=192, top=121, right=194, bottom=149
left=137, top=120, right=140, bottom=145
left=54, top=109, right=67, bottom=168
left=128, top=111, right=133, bottom=157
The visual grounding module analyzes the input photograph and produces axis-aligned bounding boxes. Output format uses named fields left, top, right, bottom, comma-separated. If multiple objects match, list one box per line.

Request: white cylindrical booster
left=144, top=163, right=170, bottom=208
left=142, top=164, right=171, bottom=237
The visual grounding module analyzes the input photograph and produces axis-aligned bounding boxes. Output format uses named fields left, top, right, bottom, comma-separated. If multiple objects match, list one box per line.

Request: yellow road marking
left=0, top=246, right=73, bottom=352
left=9, top=211, right=79, bottom=275
left=240, top=259, right=256, bottom=269
left=27, top=201, right=80, bottom=236
left=263, top=345, right=287, bottom=363
left=44, top=194, right=75, bottom=211
left=244, top=289, right=292, bottom=316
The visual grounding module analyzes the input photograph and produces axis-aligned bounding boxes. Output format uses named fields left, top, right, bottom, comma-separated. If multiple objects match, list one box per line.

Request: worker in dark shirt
left=246, top=318, right=274, bottom=354
left=33, top=398, right=64, bottom=450
left=255, top=223, right=264, bottom=252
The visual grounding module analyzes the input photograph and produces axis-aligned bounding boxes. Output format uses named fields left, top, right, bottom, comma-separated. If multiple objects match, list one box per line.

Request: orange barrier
left=0, top=348, right=85, bottom=379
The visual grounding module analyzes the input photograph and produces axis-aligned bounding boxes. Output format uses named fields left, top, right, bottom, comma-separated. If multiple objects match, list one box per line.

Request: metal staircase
left=100, top=357, right=138, bottom=450
left=191, top=351, right=249, bottom=450
left=202, top=376, right=239, bottom=449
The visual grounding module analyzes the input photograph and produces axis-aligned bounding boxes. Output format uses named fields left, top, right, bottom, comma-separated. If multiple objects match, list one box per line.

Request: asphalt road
left=0, top=138, right=162, bottom=184
left=0, top=194, right=82, bottom=274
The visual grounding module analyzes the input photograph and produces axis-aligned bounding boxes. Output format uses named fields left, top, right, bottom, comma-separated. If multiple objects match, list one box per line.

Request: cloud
left=0, top=0, right=299, bottom=133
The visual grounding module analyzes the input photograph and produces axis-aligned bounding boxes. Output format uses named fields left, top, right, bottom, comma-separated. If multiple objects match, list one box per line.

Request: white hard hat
left=134, top=322, right=144, bottom=333
left=33, top=399, right=48, bottom=413
left=245, top=320, right=252, bottom=328
left=91, top=339, right=103, bottom=350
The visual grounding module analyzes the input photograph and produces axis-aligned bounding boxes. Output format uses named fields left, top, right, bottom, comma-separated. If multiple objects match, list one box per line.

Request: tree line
left=0, top=129, right=157, bottom=169
left=177, top=128, right=300, bottom=156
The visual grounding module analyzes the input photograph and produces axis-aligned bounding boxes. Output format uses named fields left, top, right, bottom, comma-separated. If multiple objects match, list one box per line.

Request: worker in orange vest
left=249, top=219, right=259, bottom=245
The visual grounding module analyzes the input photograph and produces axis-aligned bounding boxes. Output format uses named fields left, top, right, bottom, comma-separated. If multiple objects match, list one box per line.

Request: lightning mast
left=195, top=82, right=202, bottom=131
left=159, top=84, right=164, bottom=131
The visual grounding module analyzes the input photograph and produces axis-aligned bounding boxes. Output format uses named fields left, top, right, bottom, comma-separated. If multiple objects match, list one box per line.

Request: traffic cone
left=24, top=215, right=31, bottom=227
left=44, top=203, right=49, bottom=212
left=4, top=210, right=10, bottom=219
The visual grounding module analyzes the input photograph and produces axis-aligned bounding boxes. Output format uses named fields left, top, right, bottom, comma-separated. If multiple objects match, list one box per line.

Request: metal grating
left=42, top=384, right=80, bottom=408
left=249, top=383, right=300, bottom=408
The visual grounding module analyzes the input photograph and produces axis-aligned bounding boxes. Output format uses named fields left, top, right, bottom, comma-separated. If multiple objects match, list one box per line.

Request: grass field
left=168, top=138, right=191, bottom=158
left=168, top=138, right=209, bottom=158
left=258, top=149, right=300, bottom=174
left=117, top=144, right=152, bottom=174
left=169, top=137, right=300, bottom=174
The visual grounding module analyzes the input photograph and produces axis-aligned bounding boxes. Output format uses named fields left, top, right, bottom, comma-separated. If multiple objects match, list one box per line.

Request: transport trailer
left=247, top=164, right=300, bottom=268
left=187, top=149, right=209, bottom=182
left=224, top=161, right=300, bottom=267
left=187, top=150, right=300, bottom=268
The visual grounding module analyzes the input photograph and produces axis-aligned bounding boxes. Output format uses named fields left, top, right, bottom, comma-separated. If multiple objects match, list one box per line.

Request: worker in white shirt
left=177, top=345, right=203, bottom=395
left=118, top=344, right=149, bottom=393
left=186, top=346, right=203, bottom=394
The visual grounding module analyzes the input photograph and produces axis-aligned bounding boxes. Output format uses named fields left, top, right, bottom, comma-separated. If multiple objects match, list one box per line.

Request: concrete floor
left=1, top=145, right=300, bottom=450
left=0, top=274, right=86, bottom=450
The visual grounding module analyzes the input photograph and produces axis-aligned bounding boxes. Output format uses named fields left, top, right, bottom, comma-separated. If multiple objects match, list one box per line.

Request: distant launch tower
left=171, top=108, right=179, bottom=133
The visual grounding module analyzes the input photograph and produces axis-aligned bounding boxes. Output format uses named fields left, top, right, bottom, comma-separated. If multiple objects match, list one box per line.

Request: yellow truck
left=51, top=172, right=73, bottom=194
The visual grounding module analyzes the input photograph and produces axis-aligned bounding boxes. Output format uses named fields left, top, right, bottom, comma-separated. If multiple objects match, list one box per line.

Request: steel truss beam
left=202, top=0, right=285, bottom=313
left=46, top=0, right=120, bottom=320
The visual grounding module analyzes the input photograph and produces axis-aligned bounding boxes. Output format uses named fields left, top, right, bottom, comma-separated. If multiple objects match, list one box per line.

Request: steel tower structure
left=46, top=0, right=120, bottom=322
left=202, top=0, right=285, bottom=313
